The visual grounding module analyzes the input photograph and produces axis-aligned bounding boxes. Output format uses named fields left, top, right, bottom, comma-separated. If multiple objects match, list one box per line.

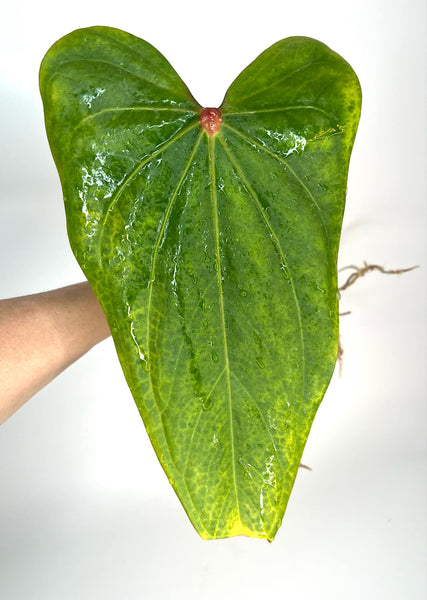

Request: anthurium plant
left=40, top=27, right=361, bottom=540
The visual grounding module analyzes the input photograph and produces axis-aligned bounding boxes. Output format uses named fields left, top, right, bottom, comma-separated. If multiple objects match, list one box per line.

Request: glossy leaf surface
left=40, top=27, right=361, bottom=540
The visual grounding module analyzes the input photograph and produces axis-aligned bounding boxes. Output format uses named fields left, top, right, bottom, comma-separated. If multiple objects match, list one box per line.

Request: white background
left=0, top=0, right=426, bottom=598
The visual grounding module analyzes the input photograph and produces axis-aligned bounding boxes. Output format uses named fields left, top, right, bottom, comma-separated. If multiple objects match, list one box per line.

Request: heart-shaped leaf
left=40, top=27, right=361, bottom=540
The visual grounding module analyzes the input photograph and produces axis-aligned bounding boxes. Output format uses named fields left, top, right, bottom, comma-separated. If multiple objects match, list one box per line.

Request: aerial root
left=336, top=261, right=418, bottom=373
left=338, top=261, right=418, bottom=291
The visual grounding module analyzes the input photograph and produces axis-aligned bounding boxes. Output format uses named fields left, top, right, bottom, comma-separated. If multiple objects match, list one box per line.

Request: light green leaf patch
left=40, top=27, right=361, bottom=540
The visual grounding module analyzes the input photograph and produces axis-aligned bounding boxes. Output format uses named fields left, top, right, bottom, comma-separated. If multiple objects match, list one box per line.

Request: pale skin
left=0, top=282, right=111, bottom=425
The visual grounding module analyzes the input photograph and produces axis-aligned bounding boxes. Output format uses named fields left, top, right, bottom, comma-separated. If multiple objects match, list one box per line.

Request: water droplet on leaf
left=202, top=396, right=213, bottom=410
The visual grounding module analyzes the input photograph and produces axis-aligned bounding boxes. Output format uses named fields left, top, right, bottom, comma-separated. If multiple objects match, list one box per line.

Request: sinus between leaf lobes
left=200, top=107, right=222, bottom=135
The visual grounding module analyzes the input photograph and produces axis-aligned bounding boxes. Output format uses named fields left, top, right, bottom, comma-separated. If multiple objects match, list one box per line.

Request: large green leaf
left=40, top=26, right=361, bottom=540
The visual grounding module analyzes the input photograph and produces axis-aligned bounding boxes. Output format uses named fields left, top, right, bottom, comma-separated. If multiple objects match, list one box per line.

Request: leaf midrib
left=208, top=133, right=242, bottom=527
